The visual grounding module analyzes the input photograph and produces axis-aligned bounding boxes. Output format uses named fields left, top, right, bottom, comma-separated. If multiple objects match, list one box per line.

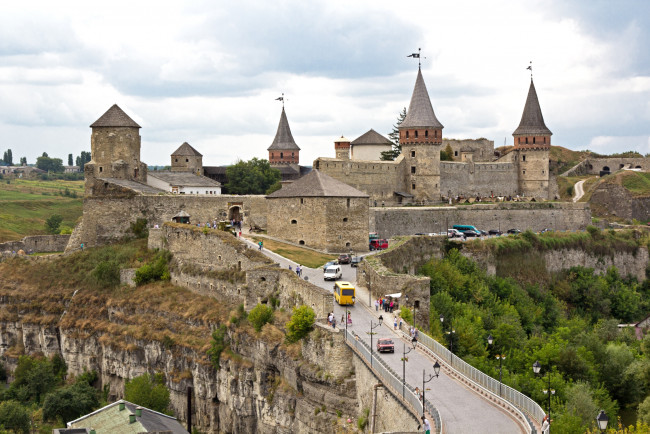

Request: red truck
left=369, top=239, right=388, bottom=250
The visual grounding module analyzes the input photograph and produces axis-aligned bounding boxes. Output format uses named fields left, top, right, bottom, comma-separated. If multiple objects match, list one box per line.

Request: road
left=573, top=179, right=588, bottom=202
left=241, top=236, right=524, bottom=433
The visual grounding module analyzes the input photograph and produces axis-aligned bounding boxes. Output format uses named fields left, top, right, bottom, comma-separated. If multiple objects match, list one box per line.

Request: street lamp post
left=402, top=338, right=417, bottom=398
left=533, top=361, right=555, bottom=426
left=487, top=334, right=506, bottom=397
left=422, top=362, right=441, bottom=417
left=596, top=410, right=609, bottom=433
left=440, top=314, right=455, bottom=365
left=369, top=316, right=383, bottom=368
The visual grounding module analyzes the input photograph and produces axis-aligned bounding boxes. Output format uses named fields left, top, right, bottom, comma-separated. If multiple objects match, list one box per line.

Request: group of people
left=326, top=311, right=352, bottom=328
left=287, top=264, right=303, bottom=276
left=374, top=297, right=396, bottom=313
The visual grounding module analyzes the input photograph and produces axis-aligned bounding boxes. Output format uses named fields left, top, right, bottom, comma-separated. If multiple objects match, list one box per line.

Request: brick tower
left=512, top=79, right=552, bottom=198
left=334, top=136, right=351, bottom=160
left=399, top=67, right=444, bottom=203
left=268, top=107, right=300, bottom=167
left=85, top=104, right=147, bottom=195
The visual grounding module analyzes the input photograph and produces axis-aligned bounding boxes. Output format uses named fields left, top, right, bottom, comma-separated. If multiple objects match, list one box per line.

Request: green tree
left=207, top=325, right=228, bottom=369
left=134, top=251, right=171, bottom=286
left=380, top=107, right=406, bottom=161
left=3, top=149, right=13, bottom=166
left=124, top=373, right=170, bottom=414
left=440, top=144, right=454, bottom=161
left=248, top=304, right=274, bottom=332
left=67, top=153, right=73, bottom=166
left=36, top=155, right=64, bottom=173
left=0, top=400, right=30, bottom=433
left=19, top=156, right=26, bottom=165
left=285, top=305, right=315, bottom=343
left=75, top=151, right=91, bottom=168
left=225, top=158, right=281, bottom=195
left=42, top=381, right=99, bottom=422
left=45, top=214, right=64, bottom=234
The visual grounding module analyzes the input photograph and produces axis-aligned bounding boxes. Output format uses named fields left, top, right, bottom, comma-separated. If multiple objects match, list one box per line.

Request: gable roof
left=267, top=170, right=368, bottom=198
left=400, top=68, right=444, bottom=129
left=148, top=171, right=221, bottom=187
left=268, top=107, right=300, bottom=151
left=351, top=129, right=392, bottom=146
left=512, top=79, right=552, bottom=136
left=172, top=142, right=202, bottom=157
left=67, top=399, right=187, bottom=433
left=90, top=104, right=141, bottom=128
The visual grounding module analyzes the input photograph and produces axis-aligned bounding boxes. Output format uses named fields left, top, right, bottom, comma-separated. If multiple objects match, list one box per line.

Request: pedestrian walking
left=541, top=415, right=550, bottom=434
left=422, top=416, right=431, bottom=434
left=374, top=299, right=379, bottom=311
left=393, top=316, right=397, bottom=330
left=258, top=241, right=263, bottom=250
left=399, top=317, right=403, bottom=329
left=341, top=313, right=345, bottom=325
left=379, top=298, right=384, bottom=310
left=332, top=317, right=336, bottom=329
left=347, top=312, right=352, bottom=326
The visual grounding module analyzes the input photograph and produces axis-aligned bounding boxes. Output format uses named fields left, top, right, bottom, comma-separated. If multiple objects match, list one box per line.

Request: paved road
left=241, top=236, right=523, bottom=433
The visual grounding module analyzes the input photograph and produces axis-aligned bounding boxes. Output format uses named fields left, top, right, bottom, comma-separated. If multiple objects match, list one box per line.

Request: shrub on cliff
left=130, top=218, right=149, bottom=239
left=42, top=380, right=99, bottom=423
left=207, top=325, right=228, bottom=369
left=0, top=400, right=30, bottom=433
left=285, top=306, right=315, bottom=343
left=92, top=260, right=120, bottom=288
left=134, top=250, right=171, bottom=286
left=248, top=304, right=275, bottom=332
left=124, top=373, right=170, bottom=414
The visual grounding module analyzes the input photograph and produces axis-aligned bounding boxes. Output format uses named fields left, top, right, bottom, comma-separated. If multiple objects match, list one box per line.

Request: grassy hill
left=0, top=179, right=83, bottom=242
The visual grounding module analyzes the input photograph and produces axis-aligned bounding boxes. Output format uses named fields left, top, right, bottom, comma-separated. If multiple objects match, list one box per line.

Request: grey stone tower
left=171, top=142, right=203, bottom=174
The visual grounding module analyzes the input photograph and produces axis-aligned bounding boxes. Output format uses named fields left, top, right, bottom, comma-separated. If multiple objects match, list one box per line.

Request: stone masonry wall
left=372, top=202, right=591, bottom=238
left=443, top=138, right=495, bottom=162
left=589, top=182, right=650, bottom=222
left=0, top=235, right=70, bottom=253
left=70, top=193, right=268, bottom=250
left=440, top=161, right=518, bottom=197
left=567, top=157, right=650, bottom=176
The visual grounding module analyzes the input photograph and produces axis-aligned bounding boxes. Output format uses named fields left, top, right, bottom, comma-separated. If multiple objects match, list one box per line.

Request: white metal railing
left=403, top=324, right=543, bottom=432
left=345, top=330, right=442, bottom=434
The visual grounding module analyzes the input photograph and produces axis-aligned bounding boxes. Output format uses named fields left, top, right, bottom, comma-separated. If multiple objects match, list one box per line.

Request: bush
left=0, top=400, right=30, bottom=433
left=124, top=373, right=170, bottom=414
left=285, top=306, right=315, bottom=343
left=134, top=251, right=171, bottom=286
left=45, top=214, right=63, bottom=234
left=400, top=307, right=413, bottom=324
left=130, top=218, right=149, bottom=239
left=42, top=381, right=99, bottom=422
left=207, top=325, right=228, bottom=369
left=92, top=261, right=121, bottom=288
left=248, top=304, right=275, bottom=332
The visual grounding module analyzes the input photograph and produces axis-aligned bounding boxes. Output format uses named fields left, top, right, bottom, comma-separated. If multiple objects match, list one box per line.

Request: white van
left=324, top=265, right=342, bottom=281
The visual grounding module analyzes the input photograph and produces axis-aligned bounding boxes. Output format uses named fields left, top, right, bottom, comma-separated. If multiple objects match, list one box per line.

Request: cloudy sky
left=1, top=0, right=649, bottom=167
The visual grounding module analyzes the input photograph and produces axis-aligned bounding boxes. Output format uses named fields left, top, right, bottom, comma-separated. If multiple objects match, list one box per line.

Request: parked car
left=507, top=228, right=522, bottom=234
left=338, top=254, right=351, bottom=264
left=376, top=338, right=395, bottom=353
left=350, top=256, right=363, bottom=267
left=369, top=239, right=388, bottom=250
left=462, top=229, right=481, bottom=237
left=322, top=260, right=338, bottom=271
left=480, top=230, right=488, bottom=236
left=540, top=228, right=553, bottom=233
left=447, top=229, right=465, bottom=238
left=324, top=265, right=342, bottom=281
left=488, top=229, right=503, bottom=236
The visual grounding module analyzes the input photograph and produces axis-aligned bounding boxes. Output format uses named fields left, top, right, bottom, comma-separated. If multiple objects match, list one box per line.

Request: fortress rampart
left=440, top=161, right=518, bottom=197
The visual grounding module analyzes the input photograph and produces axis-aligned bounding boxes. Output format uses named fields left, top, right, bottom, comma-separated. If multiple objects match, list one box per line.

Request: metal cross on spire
left=275, top=93, right=285, bottom=108
left=407, top=48, right=425, bottom=68
left=526, top=61, right=533, bottom=79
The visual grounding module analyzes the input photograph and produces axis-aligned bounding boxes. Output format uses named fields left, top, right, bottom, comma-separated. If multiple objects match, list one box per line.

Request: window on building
left=411, top=151, right=415, bottom=158
left=406, top=131, right=409, bottom=138
left=411, top=166, right=416, bottom=174
left=523, top=155, right=526, bottom=161
left=343, top=217, right=348, bottom=222
left=415, top=131, right=418, bottom=138
left=454, top=151, right=458, bottom=157
left=291, top=219, right=297, bottom=224
left=523, top=170, right=526, bottom=175
left=280, top=152, right=283, bottom=158
left=99, top=166, right=103, bottom=172
left=300, top=198, right=304, bottom=204
left=175, top=158, right=178, bottom=162
left=347, top=198, right=350, bottom=208
left=186, top=158, right=189, bottom=162
left=525, top=137, right=528, bottom=144
left=346, top=242, right=351, bottom=247
left=544, top=137, right=546, bottom=144
left=533, top=137, right=536, bottom=144
left=434, top=130, right=437, bottom=138
left=425, top=130, right=428, bottom=137
left=299, top=240, right=305, bottom=245
left=412, top=183, right=416, bottom=190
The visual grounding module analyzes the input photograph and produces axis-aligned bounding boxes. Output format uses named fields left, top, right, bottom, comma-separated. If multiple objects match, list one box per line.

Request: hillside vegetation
left=420, top=229, right=650, bottom=433
left=0, top=179, right=83, bottom=242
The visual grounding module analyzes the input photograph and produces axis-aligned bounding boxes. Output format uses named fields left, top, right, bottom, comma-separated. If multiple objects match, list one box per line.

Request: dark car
left=322, top=260, right=338, bottom=271
left=338, top=254, right=351, bottom=264
left=488, top=229, right=502, bottom=236
left=462, top=230, right=481, bottom=237
left=507, top=228, right=522, bottom=234
left=350, top=256, right=363, bottom=267
left=376, top=338, right=395, bottom=353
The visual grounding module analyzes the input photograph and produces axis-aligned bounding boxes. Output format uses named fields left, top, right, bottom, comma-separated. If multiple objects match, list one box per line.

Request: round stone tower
left=512, top=79, right=552, bottom=198
left=86, top=104, right=147, bottom=195
left=399, top=67, right=444, bottom=203
left=334, top=136, right=351, bottom=160
left=268, top=107, right=300, bottom=166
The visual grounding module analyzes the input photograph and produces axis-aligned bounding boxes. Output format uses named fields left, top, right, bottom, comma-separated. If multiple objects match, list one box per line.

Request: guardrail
left=403, top=324, right=544, bottom=432
left=345, top=329, right=442, bottom=434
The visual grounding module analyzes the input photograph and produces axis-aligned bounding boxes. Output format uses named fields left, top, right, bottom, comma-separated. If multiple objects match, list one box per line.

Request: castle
left=314, top=67, right=556, bottom=204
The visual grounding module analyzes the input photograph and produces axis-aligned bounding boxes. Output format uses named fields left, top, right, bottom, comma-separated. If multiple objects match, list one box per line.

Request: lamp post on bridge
left=421, top=362, right=441, bottom=418
left=533, top=360, right=555, bottom=428
left=440, top=314, right=455, bottom=365
left=369, top=316, right=383, bottom=368
left=402, top=337, right=417, bottom=398
left=487, top=334, right=505, bottom=397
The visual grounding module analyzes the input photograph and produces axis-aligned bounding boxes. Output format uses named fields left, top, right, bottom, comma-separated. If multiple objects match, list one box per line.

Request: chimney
left=135, top=406, right=143, bottom=417
left=129, top=413, right=136, bottom=424
left=118, top=402, right=125, bottom=411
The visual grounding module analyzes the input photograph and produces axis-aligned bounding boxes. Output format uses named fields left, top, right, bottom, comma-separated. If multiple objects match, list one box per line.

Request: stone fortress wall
left=149, top=225, right=333, bottom=317
left=0, top=235, right=70, bottom=254
left=371, top=202, right=591, bottom=238
left=565, top=157, right=650, bottom=176
left=440, top=160, right=518, bottom=197
left=443, top=138, right=495, bottom=161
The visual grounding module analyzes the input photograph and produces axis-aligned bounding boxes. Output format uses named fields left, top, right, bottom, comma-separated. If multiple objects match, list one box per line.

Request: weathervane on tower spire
left=275, top=93, right=285, bottom=108
left=407, top=48, right=425, bottom=68
left=526, top=61, right=533, bottom=79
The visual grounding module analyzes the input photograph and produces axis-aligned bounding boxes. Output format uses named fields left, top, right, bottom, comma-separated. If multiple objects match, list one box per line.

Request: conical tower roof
left=268, top=107, right=300, bottom=151
left=401, top=68, right=443, bottom=129
left=513, top=79, right=552, bottom=136
left=172, top=142, right=202, bottom=157
left=90, top=104, right=141, bottom=128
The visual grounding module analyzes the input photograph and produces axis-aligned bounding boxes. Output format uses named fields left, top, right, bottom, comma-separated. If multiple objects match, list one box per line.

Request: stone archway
left=228, top=206, right=242, bottom=223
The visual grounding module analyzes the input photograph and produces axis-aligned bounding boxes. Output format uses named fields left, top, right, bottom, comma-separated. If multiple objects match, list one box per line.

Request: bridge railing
left=403, top=324, right=545, bottom=430
left=345, top=329, right=442, bottom=434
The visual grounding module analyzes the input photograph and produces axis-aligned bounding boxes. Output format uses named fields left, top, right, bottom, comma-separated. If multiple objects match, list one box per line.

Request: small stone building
left=266, top=170, right=369, bottom=253
left=171, top=141, right=203, bottom=174
left=350, top=129, right=393, bottom=161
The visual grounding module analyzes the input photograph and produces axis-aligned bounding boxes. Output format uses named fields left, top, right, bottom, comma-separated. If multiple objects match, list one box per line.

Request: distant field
left=0, top=179, right=83, bottom=242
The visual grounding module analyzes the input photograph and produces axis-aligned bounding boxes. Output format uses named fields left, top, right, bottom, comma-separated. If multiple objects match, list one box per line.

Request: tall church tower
left=85, top=104, right=147, bottom=195
left=399, top=67, right=444, bottom=203
left=268, top=107, right=300, bottom=167
left=512, top=79, right=552, bottom=198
